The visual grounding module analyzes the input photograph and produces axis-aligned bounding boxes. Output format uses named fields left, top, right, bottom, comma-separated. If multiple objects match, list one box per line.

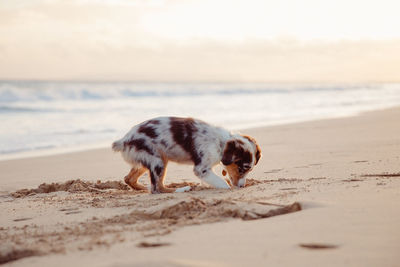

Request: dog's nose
left=237, top=178, right=246, bottom=188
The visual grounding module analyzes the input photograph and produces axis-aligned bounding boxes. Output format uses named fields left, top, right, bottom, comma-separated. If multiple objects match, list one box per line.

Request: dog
left=112, top=117, right=261, bottom=193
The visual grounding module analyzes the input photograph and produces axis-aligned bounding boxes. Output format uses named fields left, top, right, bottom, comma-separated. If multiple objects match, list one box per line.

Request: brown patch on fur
left=242, top=151, right=252, bottom=165
left=170, top=117, right=201, bottom=165
left=225, top=163, right=240, bottom=186
left=138, top=125, right=158, bottom=139
left=147, top=119, right=160, bottom=125
left=124, top=138, right=154, bottom=156
left=222, top=170, right=227, bottom=176
left=221, top=140, right=237, bottom=165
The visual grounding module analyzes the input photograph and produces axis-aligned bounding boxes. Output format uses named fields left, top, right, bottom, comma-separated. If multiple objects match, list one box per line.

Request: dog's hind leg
left=124, top=167, right=147, bottom=191
left=147, top=161, right=174, bottom=193
left=148, top=160, right=191, bottom=193
left=157, top=162, right=191, bottom=193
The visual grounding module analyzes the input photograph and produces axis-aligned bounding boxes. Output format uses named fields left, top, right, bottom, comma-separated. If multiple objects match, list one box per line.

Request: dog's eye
left=236, top=160, right=252, bottom=174
left=236, top=160, right=243, bottom=166
left=241, top=163, right=252, bottom=173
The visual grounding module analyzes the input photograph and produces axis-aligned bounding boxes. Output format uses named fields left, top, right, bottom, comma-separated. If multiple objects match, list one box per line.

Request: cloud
left=0, top=0, right=399, bottom=81
left=1, top=38, right=399, bottom=82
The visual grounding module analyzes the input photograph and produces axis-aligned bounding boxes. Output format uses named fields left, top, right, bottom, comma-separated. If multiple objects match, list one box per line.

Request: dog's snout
left=237, top=178, right=246, bottom=188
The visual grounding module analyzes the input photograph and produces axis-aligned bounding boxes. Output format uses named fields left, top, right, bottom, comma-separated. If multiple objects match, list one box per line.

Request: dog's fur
left=112, top=117, right=261, bottom=193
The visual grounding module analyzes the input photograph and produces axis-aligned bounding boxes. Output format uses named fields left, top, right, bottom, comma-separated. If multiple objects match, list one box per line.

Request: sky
left=0, top=0, right=400, bottom=82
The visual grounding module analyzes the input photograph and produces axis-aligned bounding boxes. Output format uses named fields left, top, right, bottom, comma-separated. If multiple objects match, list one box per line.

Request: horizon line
left=1, top=78, right=400, bottom=85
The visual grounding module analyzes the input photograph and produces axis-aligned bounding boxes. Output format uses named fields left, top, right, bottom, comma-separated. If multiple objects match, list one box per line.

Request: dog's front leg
left=195, top=168, right=231, bottom=189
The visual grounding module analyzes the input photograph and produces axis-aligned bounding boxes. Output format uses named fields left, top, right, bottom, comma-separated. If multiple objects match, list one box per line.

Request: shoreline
left=1, top=105, right=399, bottom=162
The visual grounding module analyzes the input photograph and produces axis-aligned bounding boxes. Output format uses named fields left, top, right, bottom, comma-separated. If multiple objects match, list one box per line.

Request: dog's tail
left=112, top=139, right=124, bottom=152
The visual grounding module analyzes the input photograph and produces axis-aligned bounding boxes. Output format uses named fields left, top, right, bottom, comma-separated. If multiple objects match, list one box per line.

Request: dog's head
left=221, top=135, right=261, bottom=188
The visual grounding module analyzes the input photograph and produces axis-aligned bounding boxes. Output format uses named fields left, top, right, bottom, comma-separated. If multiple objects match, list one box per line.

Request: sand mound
left=11, top=178, right=267, bottom=198
left=166, top=182, right=208, bottom=191
left=146, top=198, right=301, bottom=221
left=11, top=179, right=129, bottom=198
left=0, top=247, right=40, bottom=265
left=244, top=178, right=265, bottom=187
left=361, top=172, right=400, bottom=178
left=167, top=178, right=265, bottom=191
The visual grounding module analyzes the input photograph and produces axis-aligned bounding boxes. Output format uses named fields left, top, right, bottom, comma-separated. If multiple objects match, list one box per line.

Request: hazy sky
left=1, top=0, right=400, bottom=82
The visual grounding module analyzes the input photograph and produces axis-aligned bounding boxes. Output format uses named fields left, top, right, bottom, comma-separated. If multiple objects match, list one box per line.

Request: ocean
left=1, top=81, right=400, bottom=160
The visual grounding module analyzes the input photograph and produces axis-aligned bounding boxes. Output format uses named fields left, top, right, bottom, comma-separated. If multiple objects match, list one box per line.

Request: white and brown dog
left=112, top=117, right=261, bottom=193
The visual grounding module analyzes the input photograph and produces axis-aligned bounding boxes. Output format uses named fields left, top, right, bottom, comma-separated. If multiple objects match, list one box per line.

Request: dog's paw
left=175, top=186, right=191, bottom=193
left=214, top=179, right=231, bottom=189
left=217, top=183, right=231, bottom=189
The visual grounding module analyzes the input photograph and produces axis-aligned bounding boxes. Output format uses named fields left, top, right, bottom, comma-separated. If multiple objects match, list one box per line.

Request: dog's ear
left=222, top=139, right=246, bottom=166
left=254, top=143, right=261, bottom=165
left=221, top=140, right=236, bottom=166
left=243, top=135, right=262, bottom=165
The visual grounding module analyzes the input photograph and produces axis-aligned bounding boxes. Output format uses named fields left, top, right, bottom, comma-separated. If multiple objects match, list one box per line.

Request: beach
left=1, top=107, right=399, bottom=266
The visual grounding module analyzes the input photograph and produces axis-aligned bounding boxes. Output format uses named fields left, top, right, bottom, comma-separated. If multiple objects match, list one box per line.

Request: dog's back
left=113, top=117, right=229, bottom=164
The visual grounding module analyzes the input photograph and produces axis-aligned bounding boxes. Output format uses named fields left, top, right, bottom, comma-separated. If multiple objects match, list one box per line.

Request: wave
left=1, top=81, right=400, bottom=158
left=52, top=128, right=116, bottom=135
left=0, top=81, right=390, bottom=103
left=0, top=105, right=61, bottom=113
left=0, top=145, right=56, bottom=155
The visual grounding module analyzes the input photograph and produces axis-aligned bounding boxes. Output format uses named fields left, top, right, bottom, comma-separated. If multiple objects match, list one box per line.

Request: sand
left=1, top=107, right=400, bottom=266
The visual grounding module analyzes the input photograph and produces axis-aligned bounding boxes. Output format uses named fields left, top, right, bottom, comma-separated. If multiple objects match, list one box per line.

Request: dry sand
left=1, top=108, right=400, bottom=266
